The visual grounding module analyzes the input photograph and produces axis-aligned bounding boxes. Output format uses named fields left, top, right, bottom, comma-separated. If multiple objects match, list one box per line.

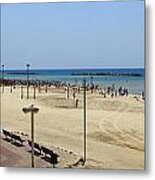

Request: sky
left=1, top=1, right=144, bottom=69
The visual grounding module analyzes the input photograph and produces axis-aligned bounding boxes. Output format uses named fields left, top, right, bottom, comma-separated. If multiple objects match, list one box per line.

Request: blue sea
left=4, top=68, right=144, bottom=95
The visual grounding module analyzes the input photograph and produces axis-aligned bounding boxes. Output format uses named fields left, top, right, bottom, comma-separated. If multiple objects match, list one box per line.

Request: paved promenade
left=0, top=134, right=80, bottom=168
left=1, top=138, right=52, bottom=167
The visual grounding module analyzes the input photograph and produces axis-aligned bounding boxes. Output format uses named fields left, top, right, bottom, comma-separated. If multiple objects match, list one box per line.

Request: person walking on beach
left=78, top=86, right=80, bottom=93
left=75, top=98, right=79, bottom=108
left=73, top=90, right=76, bottom=100
left=125, top=89, right=129, bottom=96
left=115, top=90, right=117, bottom=97
left=107, top=86, right=111, bottom=95
left=90, top=83, right=94, bottom=93
left=142, top=91, right=145, bottom=100
left=45, top=83, right=48, bottom=93
left=118, top=86, right=122, bottom=96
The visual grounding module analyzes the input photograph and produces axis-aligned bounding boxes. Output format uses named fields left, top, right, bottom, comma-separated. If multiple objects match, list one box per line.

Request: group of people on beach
left=99, top=84, right=129, bottom=98
left=1, top=78, right=145, bottom=106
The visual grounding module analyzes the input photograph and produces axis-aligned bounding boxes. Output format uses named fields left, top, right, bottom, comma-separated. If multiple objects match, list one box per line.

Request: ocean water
left=3, top=68, right=144, bottom=95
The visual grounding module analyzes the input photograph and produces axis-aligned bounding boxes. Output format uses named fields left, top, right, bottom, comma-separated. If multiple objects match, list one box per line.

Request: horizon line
left=2, top=67, right=145, bottom=71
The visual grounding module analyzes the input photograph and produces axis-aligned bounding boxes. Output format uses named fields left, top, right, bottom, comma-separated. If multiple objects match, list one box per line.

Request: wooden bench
left=11, top=133, right=25, bottom=146
left=2, top=129, right=12, bottom=140
left=34, top=142, right=42, bottom=154
left=2, top=129, right=25, bottom=145
left=27, top=140, right=42, bottom=154
left=41, top=146, right=60, bottom=167
left=28, top=139, right=32, bottom=147
left=27, top=140, right=60, bottom=167
left=41, top=146, right=53, bottom=157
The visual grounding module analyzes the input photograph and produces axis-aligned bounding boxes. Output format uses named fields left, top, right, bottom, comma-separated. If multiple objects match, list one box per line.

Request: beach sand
left=1, top=85, right=144, bottom=169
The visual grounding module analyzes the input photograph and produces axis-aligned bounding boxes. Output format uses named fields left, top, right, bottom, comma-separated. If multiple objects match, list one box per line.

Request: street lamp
left=1, top=64, right=4, bottom=93
left=67, top=84, right=70, bottom=99
left=83, top=78, right=87, bottom=165
left=22, top=104, right=39, bottom=168
left=26, top=64, right=30, bottom=99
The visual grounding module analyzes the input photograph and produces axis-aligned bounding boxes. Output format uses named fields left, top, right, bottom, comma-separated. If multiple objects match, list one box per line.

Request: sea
left=3, top=68, right=144, bottom=95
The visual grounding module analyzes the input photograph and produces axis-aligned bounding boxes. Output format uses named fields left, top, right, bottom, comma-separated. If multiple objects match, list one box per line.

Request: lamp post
left=33, top=85, right=36, bottom=99
left=1, top=64, right=4, bottom=93
left=83, top=78, right=87, bottom=165
left=26, top=64, right=30, bottom=99
left=67, top=84, right=69, bottom=99
left=22, top=104, right=39, bottom=168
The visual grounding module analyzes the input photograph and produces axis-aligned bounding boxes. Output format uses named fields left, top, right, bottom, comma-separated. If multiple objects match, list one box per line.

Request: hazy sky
left=1, top=1, right=144, bottom=69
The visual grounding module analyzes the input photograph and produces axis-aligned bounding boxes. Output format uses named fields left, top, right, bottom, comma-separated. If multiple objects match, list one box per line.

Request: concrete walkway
left=0, top=134, right=80, bottom=168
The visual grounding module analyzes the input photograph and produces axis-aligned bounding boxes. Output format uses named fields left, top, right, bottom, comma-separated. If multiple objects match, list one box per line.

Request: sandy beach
left=1, top=85, right=144, bottom=169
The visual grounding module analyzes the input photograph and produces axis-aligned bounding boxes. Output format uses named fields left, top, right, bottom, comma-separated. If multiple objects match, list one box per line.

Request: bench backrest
left=34, top=143, right=41, bottom=150
left=12, top=133, right=19, bottom=140
left=3, top=129, right=12, bottom=137
left=41, top=146, right=53, bottom=155
left=28, top=140, right=32, bottom=147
